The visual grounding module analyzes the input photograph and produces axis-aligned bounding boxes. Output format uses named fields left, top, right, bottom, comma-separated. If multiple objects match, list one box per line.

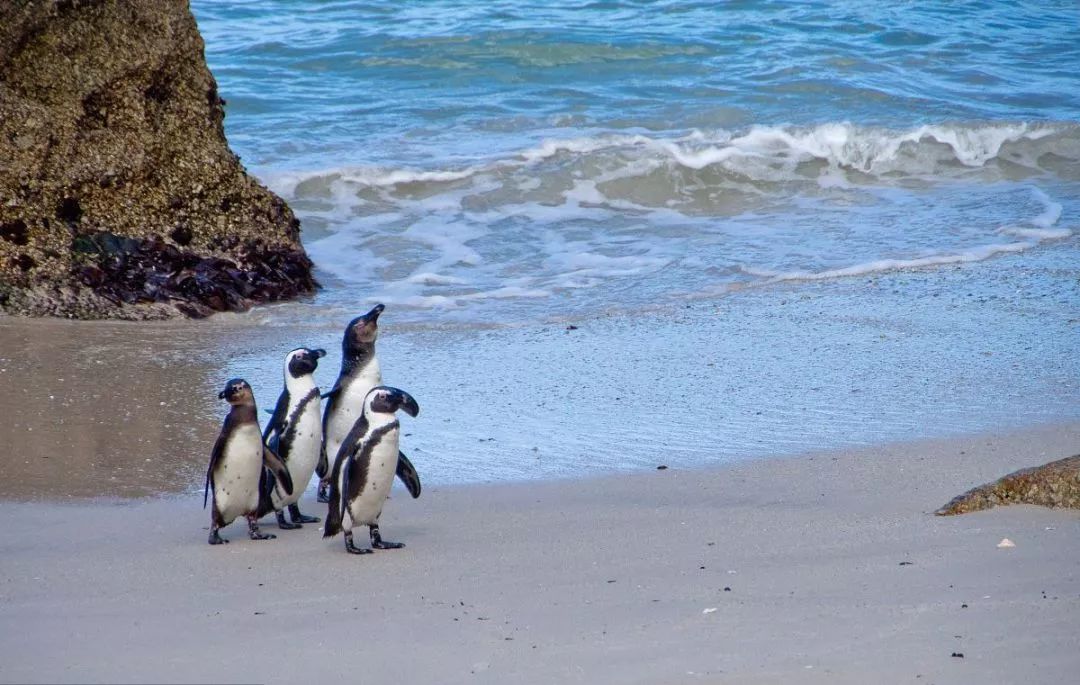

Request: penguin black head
left=286, top=347, right=326, bottom=378
left=218, top=378, right=254, bottom=405
left=343, top=304, right=384, bottom=356
left=367, top=385, right=420, bottom=418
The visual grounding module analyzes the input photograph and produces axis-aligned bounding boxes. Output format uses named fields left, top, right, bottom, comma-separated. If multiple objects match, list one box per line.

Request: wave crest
left=269, top=121, right=1080, bottom=205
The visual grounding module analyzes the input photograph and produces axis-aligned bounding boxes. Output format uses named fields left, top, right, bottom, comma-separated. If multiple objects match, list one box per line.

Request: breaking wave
left=255, top=121, right=1079, bottom=322
left=269, top=121, right=1080, bottom=207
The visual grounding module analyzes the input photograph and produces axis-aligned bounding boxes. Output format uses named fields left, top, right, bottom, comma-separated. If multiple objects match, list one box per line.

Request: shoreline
left=2, top=242, right=1078, bottom=500
left=1, top=421, right=1078, bottom=683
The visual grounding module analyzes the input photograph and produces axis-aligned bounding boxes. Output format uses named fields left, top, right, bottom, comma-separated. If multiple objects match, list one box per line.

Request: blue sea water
left=192, top=0, right=1080, bottom=325
left=184, top=1, right=1079, bottom=485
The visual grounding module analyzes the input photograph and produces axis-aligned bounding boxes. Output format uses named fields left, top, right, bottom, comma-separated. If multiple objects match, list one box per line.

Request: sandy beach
left=1, top=254, right=1079, bottom=683
left=5, top=1, right=1080, bottom=683
left=1, top=418, right=1078, bottom=684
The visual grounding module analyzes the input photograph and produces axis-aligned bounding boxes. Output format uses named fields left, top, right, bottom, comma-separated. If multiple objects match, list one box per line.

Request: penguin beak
left=312, top=348, right=326, bottom=359
left=362, top=303, right=385, bottom=323
left=396, top=390, right=420, bottom=418
left=217, top=390, right=226, bottom=400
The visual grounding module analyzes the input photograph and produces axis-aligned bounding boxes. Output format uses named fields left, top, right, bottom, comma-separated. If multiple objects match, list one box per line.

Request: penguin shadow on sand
left=202, top=304, right=423, bottom=554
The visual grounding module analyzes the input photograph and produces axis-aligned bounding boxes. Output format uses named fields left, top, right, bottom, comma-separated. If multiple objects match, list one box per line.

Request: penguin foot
left=316, top=482, right=331, bottom=504
left=288, top=504, right=320, bottom=524
left=208, top=529, right=229, bottom=545
left=275, top=510, right=302, bottom=530
left=372, top=540, right=405, bottom=550
left=247, top=516, right=277, bottom=540
left=370, top=525, right=405, bottom=550
left=344, top=532, right=373, bottom=555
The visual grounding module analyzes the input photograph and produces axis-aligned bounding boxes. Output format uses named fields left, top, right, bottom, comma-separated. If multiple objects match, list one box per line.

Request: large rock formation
left=935, top=454, right=1080, bottom=515
left=0, top=0, right=316, bottom=319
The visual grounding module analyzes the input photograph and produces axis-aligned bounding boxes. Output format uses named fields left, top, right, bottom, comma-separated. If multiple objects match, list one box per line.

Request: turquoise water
left=188, top=1, right=1079, bottom=483
left=192, top=1, right=1080, bottom=324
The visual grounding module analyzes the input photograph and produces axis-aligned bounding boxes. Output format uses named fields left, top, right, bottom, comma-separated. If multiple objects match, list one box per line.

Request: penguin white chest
left=343, top=431, right=399, bottom=527
left=326, top=363, right=381, bottom=454
left=215, top=424, right=264, bottom=522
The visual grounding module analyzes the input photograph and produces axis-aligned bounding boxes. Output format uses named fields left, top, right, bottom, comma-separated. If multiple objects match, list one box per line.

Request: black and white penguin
left=257, top=347, right=326, bottom=529
left=323, top=386, right=419, bottom=555
left=204, top=378, right=293, bottom=544
left=317, top=304, right=421, bottom=503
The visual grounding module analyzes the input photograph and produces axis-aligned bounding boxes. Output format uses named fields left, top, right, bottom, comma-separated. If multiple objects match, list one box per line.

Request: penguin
left=257, top=347, right=326, bottom=529
left=317, top=303, right=422, bottom=503
left=204, top=378, right=294, bottom=544
left=323, top=386, right=419, bottom=555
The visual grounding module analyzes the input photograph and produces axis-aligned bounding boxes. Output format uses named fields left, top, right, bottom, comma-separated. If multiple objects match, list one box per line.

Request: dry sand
left=1, top=422, right=1078, bottom=684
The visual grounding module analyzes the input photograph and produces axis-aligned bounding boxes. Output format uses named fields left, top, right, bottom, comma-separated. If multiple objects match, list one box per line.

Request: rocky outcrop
left=0, top=0, right=316, bottom=319
left=935, top=455, right=1080, bottom=515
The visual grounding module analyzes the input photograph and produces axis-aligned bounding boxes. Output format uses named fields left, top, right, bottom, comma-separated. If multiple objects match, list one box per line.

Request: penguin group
left=203, top=304, right=422, bottom=555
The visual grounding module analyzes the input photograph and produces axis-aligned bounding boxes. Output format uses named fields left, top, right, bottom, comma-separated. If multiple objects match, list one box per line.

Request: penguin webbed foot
left=275, top=510, right=302, bottom=530
left=370, top=525, right=405, bottom=550
left=344, top=531, right=373, bottom=555
left=372, top=540, right=405, bottom=550
left=247, top=516, right=277, bottom=540
left=208, top=529, right=228, bottom=545
left=288, top=504, right=320, bottom=524
left=316, top=481, right=331, bottom=504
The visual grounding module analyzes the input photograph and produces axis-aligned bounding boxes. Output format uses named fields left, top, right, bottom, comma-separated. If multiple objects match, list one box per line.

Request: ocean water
left=192, top=0, right=1080, bottom=324
left=186, top=1, right=1080, bottom=485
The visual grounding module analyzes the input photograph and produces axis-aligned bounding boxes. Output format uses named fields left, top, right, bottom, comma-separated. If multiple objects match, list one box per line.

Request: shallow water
left=2, top=245, right=1076, bottom=498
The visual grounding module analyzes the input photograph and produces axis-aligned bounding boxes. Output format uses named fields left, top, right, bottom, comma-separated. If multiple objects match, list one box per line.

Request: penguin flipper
left=262, top=390, right=290, bottom=443
left=323, top=454, right=349, bottom=538
left=256, top=468, right=277, bottom=518
left=204, top=430, right=228, bottom=509
left=262, top=446, right=294, bottom=497
left=315, top=442, right=329, bottom=479
left=324, top=417, right=368, bottom=537
left=396, top=451, right=422, bottom=499
left=318, top=382, right=343, bottom=477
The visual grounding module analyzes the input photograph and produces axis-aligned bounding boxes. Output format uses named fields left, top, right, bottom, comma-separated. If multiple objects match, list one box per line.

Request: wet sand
left=2, top=246, right=1078, bottom=499
left=1, top=422, right=1078, bottom=684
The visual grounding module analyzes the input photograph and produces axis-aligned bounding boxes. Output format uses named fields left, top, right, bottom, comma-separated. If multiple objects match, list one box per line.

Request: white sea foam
left=268, top=122, right=1078, bottom=212
left=405, top=272, right=469, bottom=286
left=742, top=242, right=1037, bottom=283
left=996, top=187, right=1070, bottom=240
left=269, top=122, right=1078, bottom=321
left=1029, top=187, right=1064, bottom=228
left=998, top=226, right=1071, bottom=240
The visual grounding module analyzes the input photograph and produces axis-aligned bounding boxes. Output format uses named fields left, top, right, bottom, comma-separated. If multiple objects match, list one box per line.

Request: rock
left=935, top=455, right=1080, bottom=516
left=0, top=0, right=316, bottom=319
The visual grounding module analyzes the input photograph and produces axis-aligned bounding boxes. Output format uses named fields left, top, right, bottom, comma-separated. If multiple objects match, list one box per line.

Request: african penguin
left=318, top=304, right=422, bottom=503
left=257, top=347, right=326, bottom=529
left=204, top=378, right=293, bottom=544
left=323, top=386, right=419, bottom=555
